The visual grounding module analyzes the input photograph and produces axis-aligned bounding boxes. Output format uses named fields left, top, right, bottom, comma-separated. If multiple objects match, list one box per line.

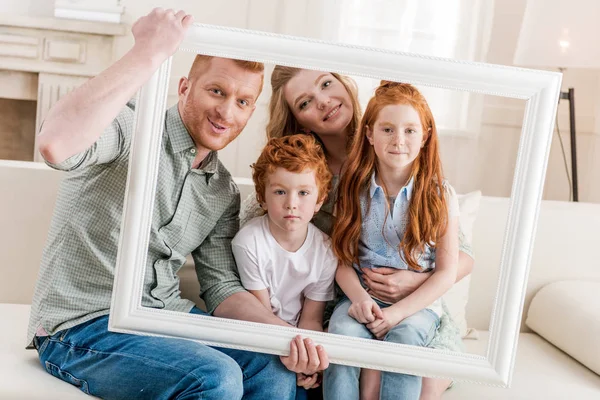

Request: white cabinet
left=0, top=14, right=126, bottom=161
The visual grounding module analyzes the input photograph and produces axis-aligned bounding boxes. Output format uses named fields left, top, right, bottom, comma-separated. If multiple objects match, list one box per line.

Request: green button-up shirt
left=27, top=101, right=245, bottom=344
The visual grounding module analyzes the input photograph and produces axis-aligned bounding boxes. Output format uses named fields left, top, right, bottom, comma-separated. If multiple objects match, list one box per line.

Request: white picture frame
left=109, top=22, right=561, bottom=387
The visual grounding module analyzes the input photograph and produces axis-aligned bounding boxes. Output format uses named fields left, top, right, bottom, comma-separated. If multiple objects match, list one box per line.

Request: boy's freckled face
left=261, top=167, right=324, bottom=235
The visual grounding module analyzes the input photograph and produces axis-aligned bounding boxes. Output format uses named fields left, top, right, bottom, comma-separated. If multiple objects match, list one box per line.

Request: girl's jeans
left=323, top=298, right=440, bottom=400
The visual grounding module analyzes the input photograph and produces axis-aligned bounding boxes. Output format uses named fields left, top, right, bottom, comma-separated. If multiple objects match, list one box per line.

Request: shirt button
left=190, top=148, right=196, bottom=154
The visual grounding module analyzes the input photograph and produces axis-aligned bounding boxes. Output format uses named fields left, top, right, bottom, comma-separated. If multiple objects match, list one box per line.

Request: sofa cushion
left=2, top=305, right=600, bottom=399
left=444, top=190, right=481, bottom=338
left=457, top=190, right=481, bottom=244
left=0, top=164, right=64, bottom=304
left=445, top=331, right=600, bottom=399
left=526, top=280, right=600, bottom=376
left=0, top=304, right=91, bottom=399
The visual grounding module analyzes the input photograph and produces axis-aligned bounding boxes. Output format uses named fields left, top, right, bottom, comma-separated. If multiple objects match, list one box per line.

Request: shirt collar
left=197, top=151, right=219, bottom=175
left=369, top=172, right=415, bottom=200
left=165, top=104, right=196, bottom=154
left=369, top=172, right=380, bottom=198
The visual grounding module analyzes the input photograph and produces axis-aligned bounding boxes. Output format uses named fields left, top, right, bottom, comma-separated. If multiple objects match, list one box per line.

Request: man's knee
left=191, top=355, right=244, bottom=398
left=227, top=351, right=295, bottom=399
left=213, top=367, right=244, bottom=398
left=256, top=352, right=295, bottom=382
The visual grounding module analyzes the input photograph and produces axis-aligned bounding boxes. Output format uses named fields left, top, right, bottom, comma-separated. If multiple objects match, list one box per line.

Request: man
left=28, top=8, right=326, bottom=399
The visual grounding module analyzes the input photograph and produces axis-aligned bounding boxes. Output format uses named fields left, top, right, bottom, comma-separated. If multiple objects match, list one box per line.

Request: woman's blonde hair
left=266, top=66, right=362, bottom=146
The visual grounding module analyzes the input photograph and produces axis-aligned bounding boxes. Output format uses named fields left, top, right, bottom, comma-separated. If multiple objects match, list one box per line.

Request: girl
left=325, top=81, right=459, bottom=400
left=241, top=67, right=473, bottom=399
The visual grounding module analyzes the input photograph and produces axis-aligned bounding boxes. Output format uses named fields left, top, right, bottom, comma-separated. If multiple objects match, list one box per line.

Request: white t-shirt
left=232, top=215, right=338, bottom=326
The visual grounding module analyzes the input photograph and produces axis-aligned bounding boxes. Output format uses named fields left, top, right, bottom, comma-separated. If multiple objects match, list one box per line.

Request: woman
left=241, top=66, right=474, bottom=399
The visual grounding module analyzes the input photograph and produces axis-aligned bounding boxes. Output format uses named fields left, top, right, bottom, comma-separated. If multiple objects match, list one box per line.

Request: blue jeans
left=34, top=307, right=296, bottom=399
left=323, top=298, right=440, bottom=400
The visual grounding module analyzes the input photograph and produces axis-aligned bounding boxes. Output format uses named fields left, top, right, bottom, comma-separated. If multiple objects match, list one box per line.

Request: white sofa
left=2, top=163, right=600, bottom=399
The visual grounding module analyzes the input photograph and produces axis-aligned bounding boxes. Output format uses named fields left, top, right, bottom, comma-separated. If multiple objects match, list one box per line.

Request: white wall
left=419, top=0, right=600, bottom=204
left=6, top=0, right=599, bottom=203
left=480, top=0, right=600, bottom=203
left=1, top=0, right=54, bottom=17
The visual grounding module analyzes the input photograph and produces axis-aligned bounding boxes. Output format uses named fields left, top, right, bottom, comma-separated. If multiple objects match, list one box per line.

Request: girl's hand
left=366, top=308, right=404, bottom=339
left=348, top=299, right=384, bottom=324
left=296, top=372, right=322, bottom=389
left=280, top=335, right=329, bottom=375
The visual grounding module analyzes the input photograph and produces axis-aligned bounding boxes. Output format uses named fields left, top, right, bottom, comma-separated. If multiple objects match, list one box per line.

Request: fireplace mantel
left=0, top=13, right=127, bottom=161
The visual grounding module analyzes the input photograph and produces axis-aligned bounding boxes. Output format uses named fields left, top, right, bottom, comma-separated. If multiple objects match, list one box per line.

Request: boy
left=232, top=134, right=337, bottom=393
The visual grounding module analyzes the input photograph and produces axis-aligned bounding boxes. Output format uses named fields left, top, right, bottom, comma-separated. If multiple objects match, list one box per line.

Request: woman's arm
left=386, top=216, right=459, bottom=321
left=456, top=251, right=474, bottom=282
left=362, top=250, right=473, bottom=303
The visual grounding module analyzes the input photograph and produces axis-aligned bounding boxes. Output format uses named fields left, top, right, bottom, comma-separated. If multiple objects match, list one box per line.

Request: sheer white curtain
left=318, top=0, right=496, bottom=137
left=238, top=0, right=496, bottom=185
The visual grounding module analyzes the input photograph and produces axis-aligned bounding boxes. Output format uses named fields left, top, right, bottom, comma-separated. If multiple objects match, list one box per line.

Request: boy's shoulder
left=232, top=215, right=266, bottom=247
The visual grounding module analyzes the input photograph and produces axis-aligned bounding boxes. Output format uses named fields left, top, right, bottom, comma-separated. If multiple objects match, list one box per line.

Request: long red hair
left=332, top=81, right=448, bottom=271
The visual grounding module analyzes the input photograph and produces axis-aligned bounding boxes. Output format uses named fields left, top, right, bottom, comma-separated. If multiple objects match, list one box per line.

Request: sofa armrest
left=526, top=280, right=600, bottom=376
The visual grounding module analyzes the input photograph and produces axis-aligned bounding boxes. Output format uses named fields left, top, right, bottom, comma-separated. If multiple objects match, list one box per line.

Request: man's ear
left=178, top=76, right=190, bottom=100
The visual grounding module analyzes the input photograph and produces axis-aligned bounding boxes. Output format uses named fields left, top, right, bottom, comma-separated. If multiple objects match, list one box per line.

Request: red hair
left=188, top=55, right=264, bottom=89
left=332, top=81, right=448, bottom=271
left=252, top=134, right=332, bottom=205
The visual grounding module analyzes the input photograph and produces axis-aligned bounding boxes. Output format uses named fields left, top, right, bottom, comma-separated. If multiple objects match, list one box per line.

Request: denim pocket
left=58, top=328, right=71, bottom=342
left=45, top=361, right=90, bottom=394
left=35, top=335, right=50, bottom=357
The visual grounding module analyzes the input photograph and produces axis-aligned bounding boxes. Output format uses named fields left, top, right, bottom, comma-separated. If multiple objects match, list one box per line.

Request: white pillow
left=457, top=190, right=481, bottom=244
left=526, top=280, right=600, bottom=375
left=444, top=190, right=482, bottom=338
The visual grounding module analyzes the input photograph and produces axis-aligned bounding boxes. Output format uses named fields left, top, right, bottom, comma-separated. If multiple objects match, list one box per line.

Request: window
left=320, top=0, right=495, bottom=136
